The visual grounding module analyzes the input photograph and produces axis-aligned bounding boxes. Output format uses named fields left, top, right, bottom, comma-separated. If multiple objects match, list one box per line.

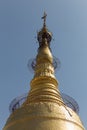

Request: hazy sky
left=0, top=0, right=87, bottom=129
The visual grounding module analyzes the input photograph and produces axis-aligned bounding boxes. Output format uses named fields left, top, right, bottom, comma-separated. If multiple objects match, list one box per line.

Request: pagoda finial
left=37, top=12, right=52, bottom=45
left=41, top=12, right=47, bottom=27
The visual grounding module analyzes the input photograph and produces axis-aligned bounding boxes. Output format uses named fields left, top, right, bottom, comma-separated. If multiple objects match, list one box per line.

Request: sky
left=0, top=0, right=87, bottom=129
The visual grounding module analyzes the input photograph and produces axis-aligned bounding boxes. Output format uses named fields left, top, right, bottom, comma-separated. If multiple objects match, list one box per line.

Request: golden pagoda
left=3, top=13, right=85, bottom=130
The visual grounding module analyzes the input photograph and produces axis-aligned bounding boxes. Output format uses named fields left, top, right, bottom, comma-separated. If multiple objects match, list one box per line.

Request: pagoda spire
left=3, top=13, right=85, bottom=130
left=23, top=13, right=64, bottom=105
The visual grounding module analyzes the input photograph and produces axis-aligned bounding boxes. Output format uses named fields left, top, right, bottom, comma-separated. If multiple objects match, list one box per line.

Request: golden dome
left=3, top=13, right=85, bottom=130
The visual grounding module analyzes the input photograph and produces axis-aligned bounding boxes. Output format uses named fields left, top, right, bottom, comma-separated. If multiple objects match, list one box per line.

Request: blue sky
left=0, top=0, right=87, bottom=129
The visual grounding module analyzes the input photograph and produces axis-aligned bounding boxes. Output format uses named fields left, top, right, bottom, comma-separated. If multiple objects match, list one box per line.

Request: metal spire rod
left=41, top=12, right=47, bottom=26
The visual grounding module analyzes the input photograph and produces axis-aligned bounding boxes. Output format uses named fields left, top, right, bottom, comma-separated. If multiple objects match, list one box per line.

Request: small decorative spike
left=41, top=12, right=47, bottom=27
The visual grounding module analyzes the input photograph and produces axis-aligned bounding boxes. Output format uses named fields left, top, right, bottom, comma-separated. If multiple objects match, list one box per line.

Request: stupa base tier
left=3, top=102, right=84, bottom=130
